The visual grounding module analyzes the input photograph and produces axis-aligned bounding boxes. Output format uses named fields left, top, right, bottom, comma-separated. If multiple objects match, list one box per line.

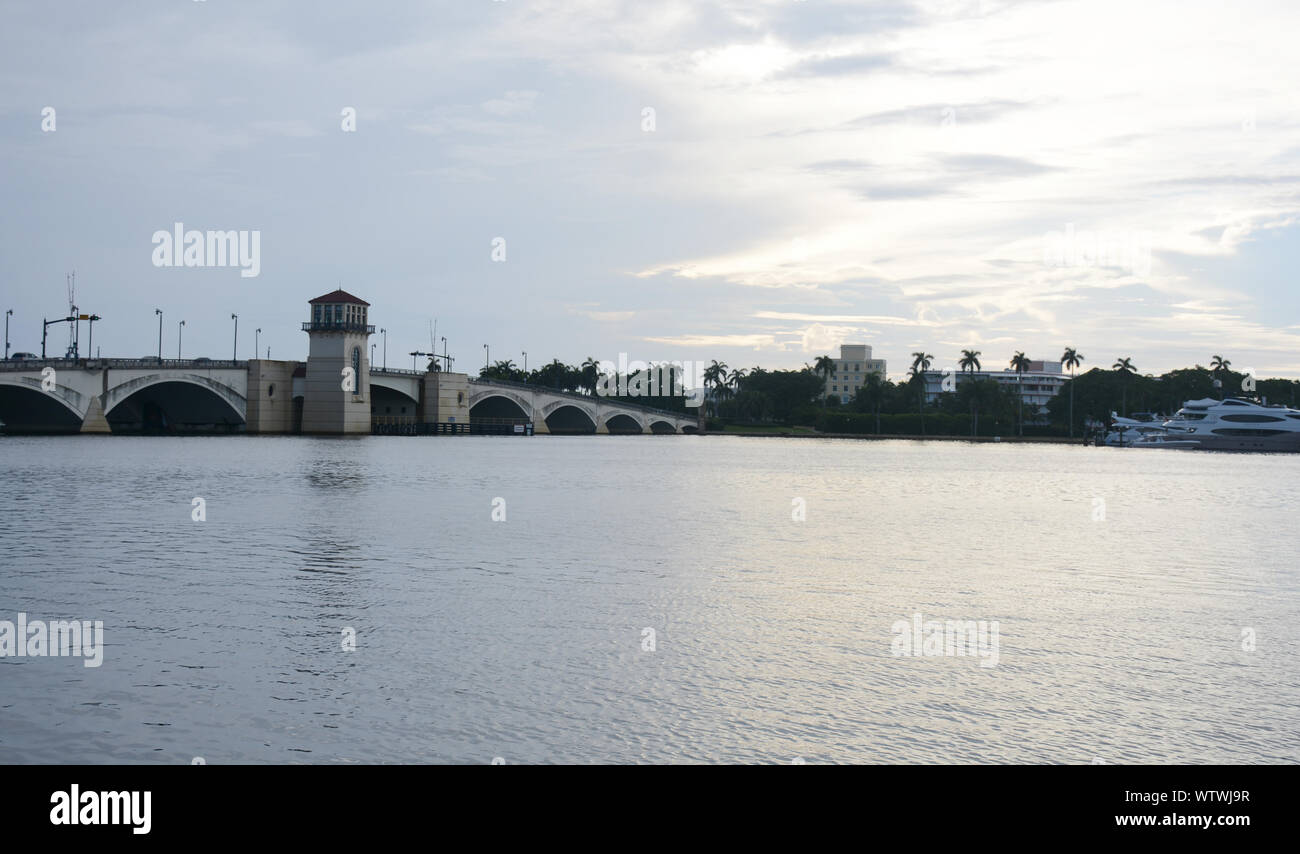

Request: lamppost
left=231, top=314, right=238, bottom=361
left=370, top=343, right=376, bottom=365
left=4, top=309, right=11, bottom=360
left=255, top=328, right=261, bottom=360
left=155, top=309, right=163, bottom=361
left=380, top=328, right=387, bottom=370
left=522, top=350, right=527, bottom=374
left=178, top=320, right=185, bottom=359
left=441, top=336, right=448, bottom=372
left=483, top=344, right=489, bottom=368
left=86, top=314, right=100, bottom=360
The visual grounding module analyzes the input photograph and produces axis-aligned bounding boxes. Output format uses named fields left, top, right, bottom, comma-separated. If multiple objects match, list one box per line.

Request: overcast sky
left=3, top=0, right=1299, bottom=378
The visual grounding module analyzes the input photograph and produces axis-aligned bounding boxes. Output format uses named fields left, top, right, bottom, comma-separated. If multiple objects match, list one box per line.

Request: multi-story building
left=921, top=359, right=1067, bottom=421
left=825, top=344, right=887, bottom=404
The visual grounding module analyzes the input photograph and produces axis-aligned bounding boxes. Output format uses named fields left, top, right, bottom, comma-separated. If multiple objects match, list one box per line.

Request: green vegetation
left=476, top=351, right=1300, bottom=437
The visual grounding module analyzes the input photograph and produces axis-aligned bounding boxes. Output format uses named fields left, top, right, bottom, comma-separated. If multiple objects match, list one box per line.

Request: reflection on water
left=305, top=456, right=368, bottom=492
left=0, top=435, right=1297, bottom=764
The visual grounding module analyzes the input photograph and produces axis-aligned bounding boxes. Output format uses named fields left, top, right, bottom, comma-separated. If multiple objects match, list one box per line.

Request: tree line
left=476, top=352, right=1300, bottom=436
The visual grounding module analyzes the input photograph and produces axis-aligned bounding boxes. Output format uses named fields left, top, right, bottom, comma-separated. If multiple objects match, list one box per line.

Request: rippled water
left=1, top=435, right=1297, bottom=764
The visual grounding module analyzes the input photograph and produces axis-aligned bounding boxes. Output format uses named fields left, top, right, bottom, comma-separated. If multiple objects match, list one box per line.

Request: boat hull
left=1183, top=433, right=1300, bottom=452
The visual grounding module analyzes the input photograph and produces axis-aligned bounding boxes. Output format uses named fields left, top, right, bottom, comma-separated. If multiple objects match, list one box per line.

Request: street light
left=155, top=309, right=163, bottom=361
left=441, top=336, right=448, bottom=372
left=178, top=320, right=185, bottom=359
left=231, top=314, right=238, bottom=361
left=86, top=314, right=100, bottom=359
left=522, top=350, right=527, bottom=374
left=483, top=344, right=489, bottom=368
left=380, top=328, right=387, bottom=370
left=5, top=309, right=11, bottom=360
left=370, top=343, right=376, bottom=365
left=255, top=328, right=261, bottom=360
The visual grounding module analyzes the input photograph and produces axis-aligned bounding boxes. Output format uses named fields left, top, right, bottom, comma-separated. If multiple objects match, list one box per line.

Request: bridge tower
left=301, top=289, right=374, bottom=434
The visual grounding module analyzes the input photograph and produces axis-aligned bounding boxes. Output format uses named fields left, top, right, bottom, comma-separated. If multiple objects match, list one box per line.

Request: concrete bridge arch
left=0, top=374, right=87, bottom=432
left=103, top=373, right=247, bottom=424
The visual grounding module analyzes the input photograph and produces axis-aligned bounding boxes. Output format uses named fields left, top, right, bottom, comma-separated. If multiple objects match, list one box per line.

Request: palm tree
left=579, top=356, right=600, bottom=395
left=1061, top=347, right=1083, bottom=439
left=727, top=367, right=747, bottom=394
left=909, top=352, right=934, bottom=435
left=959, top=349, right=982, bottom=437
left=813, top=355, right=835, bottom=405
left=860, top=372, right=886, bottom=434
left=703, top=360, right=729, bottom=416
left=1112, top=357, right=1135, bottom=416
left=1210, top=354, right=1231, bottom=398
left=1009, top=351, right=1031, bottom=436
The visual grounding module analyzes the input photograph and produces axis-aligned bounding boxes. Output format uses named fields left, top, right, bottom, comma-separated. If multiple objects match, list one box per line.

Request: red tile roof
left=309, top=289, right=370, bottom=306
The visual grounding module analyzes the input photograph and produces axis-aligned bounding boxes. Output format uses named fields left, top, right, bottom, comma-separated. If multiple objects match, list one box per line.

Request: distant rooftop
left=309, top=289, right=370, bottom=306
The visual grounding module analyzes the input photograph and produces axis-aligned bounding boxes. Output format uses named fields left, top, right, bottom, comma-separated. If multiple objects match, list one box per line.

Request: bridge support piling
left=80, top=394, right=110, bottom=433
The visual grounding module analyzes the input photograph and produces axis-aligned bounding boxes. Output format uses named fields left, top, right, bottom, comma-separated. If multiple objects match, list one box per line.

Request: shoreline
left=704, top=431, right=1087, bottom=443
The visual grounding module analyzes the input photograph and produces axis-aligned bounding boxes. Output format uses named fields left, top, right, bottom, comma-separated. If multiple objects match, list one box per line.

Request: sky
left=2, top=0, right=1299, bottom=380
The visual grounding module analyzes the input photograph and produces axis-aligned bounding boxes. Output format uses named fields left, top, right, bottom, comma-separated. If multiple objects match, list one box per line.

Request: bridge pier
left=420, top=372, right=471, bottom=426
left=246, top=360, right=301, bottom=434
left=80, top=394, right=110, bottom=433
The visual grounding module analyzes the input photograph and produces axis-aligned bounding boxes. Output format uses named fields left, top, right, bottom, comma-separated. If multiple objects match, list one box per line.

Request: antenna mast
left=65, top=271, right=77, bottom=357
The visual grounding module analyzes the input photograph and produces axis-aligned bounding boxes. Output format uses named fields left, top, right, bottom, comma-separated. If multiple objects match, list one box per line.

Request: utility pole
left=86, top=314, right=100, bottom=359
left=43, top=315, right=74, bottom=359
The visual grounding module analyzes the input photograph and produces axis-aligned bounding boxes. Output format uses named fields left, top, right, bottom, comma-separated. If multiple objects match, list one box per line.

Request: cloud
left=481, top=90, right=539, bottom=116
left=776, top=52, right=899, bottom=78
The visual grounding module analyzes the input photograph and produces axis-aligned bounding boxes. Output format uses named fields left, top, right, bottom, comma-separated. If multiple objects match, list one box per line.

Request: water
left=1, top=435, right=1297, bottom=764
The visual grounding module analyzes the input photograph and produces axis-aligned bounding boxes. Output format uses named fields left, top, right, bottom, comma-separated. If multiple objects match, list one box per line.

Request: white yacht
left=1102, top=412, right=1170, bottom=446
left=1140, top=398, right=1300, bottom=452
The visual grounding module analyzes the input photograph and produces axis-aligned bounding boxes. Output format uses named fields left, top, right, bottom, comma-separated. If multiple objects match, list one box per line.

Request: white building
left=922, top=360, right=1067, bottom=421
left=825, top=344, right=887, bottom=404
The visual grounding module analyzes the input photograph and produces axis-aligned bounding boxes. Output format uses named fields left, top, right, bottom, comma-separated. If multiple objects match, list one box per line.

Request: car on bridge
left=7, top=352, right=37, bottom=360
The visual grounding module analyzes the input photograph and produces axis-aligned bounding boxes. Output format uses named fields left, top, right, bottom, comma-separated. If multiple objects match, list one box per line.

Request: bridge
left=0, top=359, right=700, bottom=435
left=465, top=378, right=699, bottom=434
left=0, top=358, right=249, bottom=434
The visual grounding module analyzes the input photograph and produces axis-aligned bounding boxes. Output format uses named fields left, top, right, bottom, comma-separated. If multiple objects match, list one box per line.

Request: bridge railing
left=372, top=416, right=472, bottom=435
left=468, top=377, right=697, bottom=420
left=0, top=357, right=248, bottom=372
left=370, top=366, right=425, bottom=376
